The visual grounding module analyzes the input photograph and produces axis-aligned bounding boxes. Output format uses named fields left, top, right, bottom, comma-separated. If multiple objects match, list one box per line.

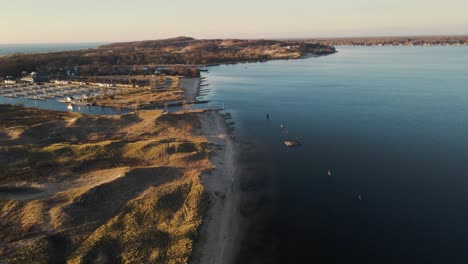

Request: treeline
left=76, top=65, right=200, bottom=77
left=0, top=37, right=335, bottom=78
left=307, top=36, right=468, bottom=46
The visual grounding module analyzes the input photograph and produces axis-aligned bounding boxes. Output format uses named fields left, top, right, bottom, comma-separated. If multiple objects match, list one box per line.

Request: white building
left=20, top=72, right=37, bottom=83
left=98, top=83, right=115, bottom=87
left=20, top=76, right=35, bottom=83
left=54, top=80, right=70, bottom=85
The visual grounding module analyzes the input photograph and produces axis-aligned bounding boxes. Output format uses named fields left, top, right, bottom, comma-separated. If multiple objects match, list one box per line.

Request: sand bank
left=180, top=77, right=201, bottom=102
left=183, top=75, right=242, bottom=264
left=191, top=110, right=241, bottom=264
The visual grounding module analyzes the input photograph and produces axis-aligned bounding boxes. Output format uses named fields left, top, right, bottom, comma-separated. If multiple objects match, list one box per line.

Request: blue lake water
left=1, top=45, right=467, bottom=263
left=0, top=42, right=127, bottom=115
left=199, top=46, right=468, bottom=263
left=0, top=96, right=130, bottom=115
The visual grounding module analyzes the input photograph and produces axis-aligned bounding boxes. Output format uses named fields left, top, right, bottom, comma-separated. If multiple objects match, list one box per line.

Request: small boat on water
left=284, top=140, right=301, bottom=147
left=59, top=98, right=93, bottom=106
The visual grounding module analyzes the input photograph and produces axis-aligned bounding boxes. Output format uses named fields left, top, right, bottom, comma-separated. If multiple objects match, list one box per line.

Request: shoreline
left=0, top=74, right=243, bottom=264
left=180, top=77, right=201, bottom=102
left=181, top=75, right=242, bottom=263
left=192, top=110, right=241, bottom=264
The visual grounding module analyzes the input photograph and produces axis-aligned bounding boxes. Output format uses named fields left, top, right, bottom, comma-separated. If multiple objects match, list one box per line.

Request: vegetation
left=0, top=104, right=80, bottom=129
left=0, top=37, right=336, bottom=78
left=88, top=76, right=184, bottom=108
left=0, top=105, right=213, bottom=263
left=300, top=35, right=468, bottom=46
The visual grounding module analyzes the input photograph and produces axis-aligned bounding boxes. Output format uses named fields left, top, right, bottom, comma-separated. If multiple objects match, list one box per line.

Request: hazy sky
left=1, top=0, right=468, bottom=43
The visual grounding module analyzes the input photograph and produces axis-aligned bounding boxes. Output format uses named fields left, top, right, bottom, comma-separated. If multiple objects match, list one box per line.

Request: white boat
left=284, top=140, right=301, bottom=147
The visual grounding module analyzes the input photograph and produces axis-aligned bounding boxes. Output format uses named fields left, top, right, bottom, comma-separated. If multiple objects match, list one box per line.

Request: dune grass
left=90, top=76, right=183, bottom=108
left=0, top=105, right=213, bottom=263
left=69, top=173, right=207, bottom=264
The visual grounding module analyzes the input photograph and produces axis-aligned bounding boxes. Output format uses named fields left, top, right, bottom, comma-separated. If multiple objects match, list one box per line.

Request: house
left=54, top=80, right=70, bottom=85
left=21, top=72, right=37, bottom=84
left=20, top=72, right=50, bottom=84
left=154, top=66, right=168, bottom=75
left=98, top=83, right=115, bottom=87
left=4, top=79, right=17, bottom=84
left=20, top=76, right=35, bottom=84
left=4, top=76, right=17, bottom=84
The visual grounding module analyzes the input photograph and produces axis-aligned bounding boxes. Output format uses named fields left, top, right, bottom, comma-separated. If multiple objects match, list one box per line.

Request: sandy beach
left=180, top=77, right=201, bottom=103
left=191, top=110, right=241, bottom=264
left=0, top=75, right=242, bottom=263
left=181, top=76, right=241, bottom=264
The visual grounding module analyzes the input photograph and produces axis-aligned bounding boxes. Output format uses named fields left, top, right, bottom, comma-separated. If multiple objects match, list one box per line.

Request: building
left=154, top=66, right=168, bottom=75
left=20, top=76, right=35, bottom=84
left=3, top=76, right=17, bottom=84
left=20, top=72, right=50, bottom=84
left=98, top=83, right=115, bottom=87
left=54, top=80, right=70, bottom=85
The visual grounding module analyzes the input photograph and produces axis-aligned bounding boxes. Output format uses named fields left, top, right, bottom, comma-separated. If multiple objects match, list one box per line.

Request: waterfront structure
left=4, top=79, right=17, bottom=84
left=20, top=76, right=35, bottom=83
left=54, top=80, right=71, bottom=85
left=20, top=72, right=50, bottom=84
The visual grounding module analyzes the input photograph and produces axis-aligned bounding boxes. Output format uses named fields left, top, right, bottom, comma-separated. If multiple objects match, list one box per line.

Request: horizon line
left=1, top=34, right=468, bottom=45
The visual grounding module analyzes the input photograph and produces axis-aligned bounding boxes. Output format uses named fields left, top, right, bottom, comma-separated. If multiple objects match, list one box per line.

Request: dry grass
left=0, top=105, right=213, bottom=263
left=90, top=76, right=183, bottom=109
left=68, top=172, right=207, bottom=264
left=0, top=104, right=79, bottom=130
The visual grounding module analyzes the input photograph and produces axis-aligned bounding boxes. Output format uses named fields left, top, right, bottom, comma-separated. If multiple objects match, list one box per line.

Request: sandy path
left=192, top=111, right=240, bottom=264
left=180, top=77, right=201, bottom=102
left=0, top=167, right=128, bottom=201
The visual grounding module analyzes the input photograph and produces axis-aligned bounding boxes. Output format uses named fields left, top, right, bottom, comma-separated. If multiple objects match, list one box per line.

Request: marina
left=0, top=83, right=135, bottom=115
left=0, top=83, right=130, bottom=101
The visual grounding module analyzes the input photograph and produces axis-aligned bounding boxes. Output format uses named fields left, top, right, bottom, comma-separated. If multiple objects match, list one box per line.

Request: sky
left=1, top=0, right=468, bottom=43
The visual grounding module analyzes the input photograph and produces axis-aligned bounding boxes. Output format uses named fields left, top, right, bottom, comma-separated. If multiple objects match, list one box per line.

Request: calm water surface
left=200, top=46, right=468, bottom=263
left=0, top=96, right=130, bottom=115
left=1, top=46, right=467, bottom=263
left=0, top=43, right=125, bottom=115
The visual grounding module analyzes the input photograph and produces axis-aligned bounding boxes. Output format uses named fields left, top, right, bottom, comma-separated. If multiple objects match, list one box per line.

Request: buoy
left=284, top=140, right=301, bottom=147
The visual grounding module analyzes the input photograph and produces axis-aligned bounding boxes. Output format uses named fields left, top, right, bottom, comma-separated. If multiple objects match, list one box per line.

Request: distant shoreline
left=1, top=36, right=467, bottom=57
left=293, top=35, right=468, bottom=47
left=0, top=43, right=105, bottom=57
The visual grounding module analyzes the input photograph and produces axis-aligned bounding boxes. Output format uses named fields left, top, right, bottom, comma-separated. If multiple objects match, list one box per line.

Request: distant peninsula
left=0, top=37, right=336, bottom=78
left=293, top=35, right=468, bottom=47
left=0, top=37, right=336, bottom=263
